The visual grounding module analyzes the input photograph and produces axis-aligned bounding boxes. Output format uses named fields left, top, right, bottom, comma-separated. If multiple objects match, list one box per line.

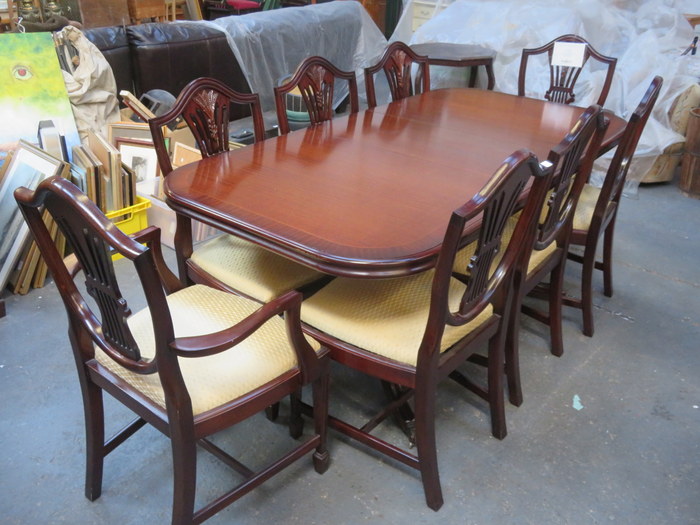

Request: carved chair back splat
left=149, top=77, right=265, bottom=176
left=274, top=56, right=359, bottom=135
left=364, top=41, right=430, bottom=108
left=503, top=103, right=609, bottom=407
left=518, top=34, right=617, bottom=106
left=300, top=149, right=554, bottom=511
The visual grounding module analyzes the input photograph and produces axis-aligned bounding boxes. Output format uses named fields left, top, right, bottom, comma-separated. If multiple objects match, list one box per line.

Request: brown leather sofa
left=84, top=22, right=253, bottom=121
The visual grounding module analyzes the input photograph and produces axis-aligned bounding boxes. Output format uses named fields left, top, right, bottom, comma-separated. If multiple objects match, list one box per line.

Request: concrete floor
left=1, top=177, right=698, bottom=524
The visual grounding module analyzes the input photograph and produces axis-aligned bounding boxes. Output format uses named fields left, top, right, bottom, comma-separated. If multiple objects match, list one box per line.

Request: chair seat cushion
left=301, top=270, right=493, bottom=367
left=95, top=284, right=320, bottom=416
left=191, top=234, right=325, bottom=302
left=572, top=183, right=600, bottom=232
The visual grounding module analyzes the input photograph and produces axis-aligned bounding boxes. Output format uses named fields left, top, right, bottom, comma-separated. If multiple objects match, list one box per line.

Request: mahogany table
left=410, top=42, right=497, bottom=91
left=165, top=89, right=626, bottom=278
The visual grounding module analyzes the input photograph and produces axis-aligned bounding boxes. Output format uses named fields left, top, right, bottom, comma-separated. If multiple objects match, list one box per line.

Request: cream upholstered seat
left=15, top=176, right=330, bottom=525
left=301, top=271, right=493, bottom=367
left=190, top=235, right=327, bottom=303
left=96, top=284, right=320, bottom=416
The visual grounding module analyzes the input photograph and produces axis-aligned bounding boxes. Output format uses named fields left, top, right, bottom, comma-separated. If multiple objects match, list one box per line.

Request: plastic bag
left=58, top=26, right=121, bottom=143
left=392, top=0, right=698, bottom=193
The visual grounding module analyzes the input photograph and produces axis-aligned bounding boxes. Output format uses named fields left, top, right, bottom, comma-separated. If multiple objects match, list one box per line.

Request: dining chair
left=274, top=56, right=360, bottom=135
left=564, top=76, right=663, bottom=337
left=300, top=149, right=554, bottom=510
left=14, top=176, right=330, bottom=525
left=364, top=41, right=430, bottom=108
left=454, top=104, right=608, bottom=408
left=518, top=34, right=617, bottom=106
left=508, top=105, right=608, bottom=405
left=149, top=77, right=329, bottom=304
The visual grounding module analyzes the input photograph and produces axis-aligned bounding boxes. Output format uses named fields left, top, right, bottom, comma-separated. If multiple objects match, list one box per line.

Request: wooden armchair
left=300, top=149, right=554, bottom=510
left=274, top=56, right=359, bottom=135
left=565, top=76, right=663, bottom=336
left=518, top=34, right=617, bottom=106
left=364, top=41, right=430, bottom=108
left=149, top=77, right=329, bottom=303
left=14, top=176, right=329, bottom=525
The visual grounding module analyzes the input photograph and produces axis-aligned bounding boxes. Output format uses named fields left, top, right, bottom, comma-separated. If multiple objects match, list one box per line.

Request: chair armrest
left=130, top=225, right=183, bottom=295
left=170, top=290, right=324, bottom=380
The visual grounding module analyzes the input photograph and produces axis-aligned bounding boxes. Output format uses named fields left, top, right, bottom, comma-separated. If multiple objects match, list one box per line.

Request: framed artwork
left=171, top=142, right=201, bottom=169
left=0, top=140, right=68, bottom=292
left=108, top=121, right=154, bottom=145
left=116, top=138, right=160, bottom=184
left=0, top=33, right=81, bottom=168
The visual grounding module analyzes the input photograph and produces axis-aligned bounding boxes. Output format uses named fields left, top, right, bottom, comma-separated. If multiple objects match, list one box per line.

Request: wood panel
left=79, top=0, right=130, bottom=27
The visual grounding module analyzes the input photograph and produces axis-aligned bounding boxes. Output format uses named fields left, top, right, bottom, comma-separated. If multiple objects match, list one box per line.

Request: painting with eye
left=0, top=32, right=80, bottom=167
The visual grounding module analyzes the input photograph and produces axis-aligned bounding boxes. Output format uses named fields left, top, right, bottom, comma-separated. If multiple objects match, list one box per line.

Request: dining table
left=164, top=88, right=626, bottom=279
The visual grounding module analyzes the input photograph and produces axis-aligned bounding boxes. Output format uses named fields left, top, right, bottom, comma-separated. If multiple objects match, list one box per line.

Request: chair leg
left=413, top=379, right=443, bottom=511
left=83, top=380, right=105, bottom=501
left=289, top=390, right=304, bottom=439
left=505, top=302, right=523, bottom=407
left=488, top=335, right=507, bottom=440
left=602, top=222, right=615, bottom=298
left=548, top=263, right=565, bottom=357
left=311, top=363, right=330, bottom=474
left=170, top=428, right=197, bottom=525
left=265, top=403, right=280, bottom=422
left=580, top=242, right=597, bottom=338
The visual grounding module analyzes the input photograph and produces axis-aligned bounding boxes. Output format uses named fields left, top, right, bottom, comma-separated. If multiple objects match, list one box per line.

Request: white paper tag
left=551, top=42, right=586, bottom=68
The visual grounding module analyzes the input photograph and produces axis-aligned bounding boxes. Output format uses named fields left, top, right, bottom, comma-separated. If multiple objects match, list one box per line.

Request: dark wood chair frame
left=505, top=104, right=609, bottom=406
left=364, top=41, right=431, bottom=108
left=15, top=177, right=330, bottom=525
left=148, top=77, right=281, bottom=296
left=149, top=77, right=265, bottom=177
left=302, top=149, right=554, bottom=510
left=564, top=76, right=663, bottom=336
left=518, top=34, right=617, bottom=107
left=274, top=56, right=360, bottom=135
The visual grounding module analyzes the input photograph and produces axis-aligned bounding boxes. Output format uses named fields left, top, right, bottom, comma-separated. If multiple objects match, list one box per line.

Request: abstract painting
left=0, top=32, right=80, bottom=167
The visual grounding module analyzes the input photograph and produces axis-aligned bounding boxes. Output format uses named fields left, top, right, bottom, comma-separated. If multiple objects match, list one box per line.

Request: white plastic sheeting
left=207, top=1, right=388, bottom=111
left=392, top=0, right=700, bottom=189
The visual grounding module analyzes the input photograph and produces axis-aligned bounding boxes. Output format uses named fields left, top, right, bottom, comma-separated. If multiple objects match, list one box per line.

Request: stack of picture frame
left=0, top=140, right=70, bottom=295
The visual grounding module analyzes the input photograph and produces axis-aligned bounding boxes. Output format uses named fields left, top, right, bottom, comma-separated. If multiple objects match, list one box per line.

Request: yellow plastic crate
left=106, top=196, right=151, bottom=260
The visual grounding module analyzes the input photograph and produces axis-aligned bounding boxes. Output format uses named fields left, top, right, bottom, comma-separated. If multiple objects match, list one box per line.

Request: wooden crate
left=128, top=0, right=167, bottom=22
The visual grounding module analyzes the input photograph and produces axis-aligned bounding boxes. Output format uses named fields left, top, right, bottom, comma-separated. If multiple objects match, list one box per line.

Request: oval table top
left=165, top=88, right=626, bottom=278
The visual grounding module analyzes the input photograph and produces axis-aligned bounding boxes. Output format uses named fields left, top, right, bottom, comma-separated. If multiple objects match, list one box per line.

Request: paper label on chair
left=551, top=42, right=586, bottom=68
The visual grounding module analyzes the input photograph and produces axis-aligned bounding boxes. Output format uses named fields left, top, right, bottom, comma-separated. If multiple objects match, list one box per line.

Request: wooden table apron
left=164, top=89, right=626, bottom=279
